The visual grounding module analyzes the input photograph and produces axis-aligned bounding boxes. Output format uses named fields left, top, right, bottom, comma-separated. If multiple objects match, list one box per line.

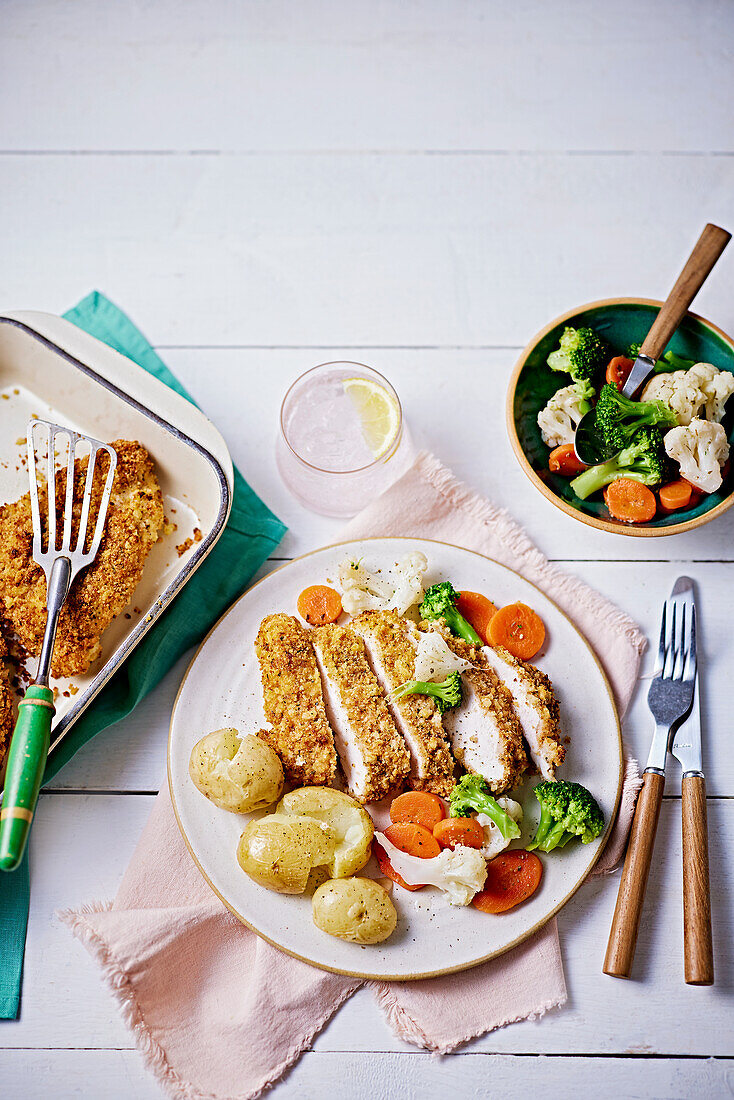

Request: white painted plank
left=47, top=559, right=734, bottom=794
left=3, top=794, right=733, bottom=1056
left=2, top=155, right=734, bottom=348
left=0, top=1050, right=730, bottom=1100
left=2, top=0, right=732, bottom=153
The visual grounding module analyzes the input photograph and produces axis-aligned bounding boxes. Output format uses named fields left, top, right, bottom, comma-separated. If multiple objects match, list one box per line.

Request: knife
left=670, top=669, right=714, bottom=985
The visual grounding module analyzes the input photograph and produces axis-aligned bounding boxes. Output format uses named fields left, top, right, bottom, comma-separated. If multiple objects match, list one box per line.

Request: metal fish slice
left=0, top=420, right=117, bottom=871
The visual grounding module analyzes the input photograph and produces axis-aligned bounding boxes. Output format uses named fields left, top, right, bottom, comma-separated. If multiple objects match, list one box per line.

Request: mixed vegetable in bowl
left=537, top=325, right=734, bottom=523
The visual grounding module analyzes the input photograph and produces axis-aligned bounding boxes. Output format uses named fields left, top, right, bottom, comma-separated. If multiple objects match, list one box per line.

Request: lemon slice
left=343, top=377, right=400, bottom=459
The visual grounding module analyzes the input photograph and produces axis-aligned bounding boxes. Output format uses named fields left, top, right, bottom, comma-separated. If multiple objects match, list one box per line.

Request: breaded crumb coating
left=351, top=610, right=456, bottom=798
left=255, top=613, right=338, bottom=787
left=312, top=623, right=410, bottom=803
left=0, top=633, right=14, bottom=775
left=0, top=440, right=164, bottom=678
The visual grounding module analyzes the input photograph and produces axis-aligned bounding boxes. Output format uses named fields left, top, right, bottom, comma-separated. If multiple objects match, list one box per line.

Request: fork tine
left=673, top=601, right=687, bottom=681
left=27, top=423, right=43, bottom=560
left=86, top=444, right=116, bottom=555
left=662, top=598, right=676, bottom=679
left=46, top=424, right=57, bottom=554
left=656, top=600, right=667, bottom=673
left=61, top=431, right=76, bottom=549
left=75, top=443, right=98, bottom=554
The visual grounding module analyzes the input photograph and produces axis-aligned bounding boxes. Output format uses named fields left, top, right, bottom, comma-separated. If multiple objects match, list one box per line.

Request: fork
left=603, top=577, right=696, bottom=979
left=0, top=420, right=117, bottom=872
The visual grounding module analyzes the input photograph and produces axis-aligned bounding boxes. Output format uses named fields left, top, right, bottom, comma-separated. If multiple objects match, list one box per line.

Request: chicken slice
left=312, top=624, right=411, bottom=803
left=480, top=645, right=564, bottom=780
left=254, top=613, right=338, bottom=787
left=432, top=628, right=528, bottom=794
left=351, top=610, right=456, bottom=797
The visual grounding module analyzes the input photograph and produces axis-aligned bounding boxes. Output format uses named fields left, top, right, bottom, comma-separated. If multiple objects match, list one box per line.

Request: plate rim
left=168, top=535, right=624, bottom=981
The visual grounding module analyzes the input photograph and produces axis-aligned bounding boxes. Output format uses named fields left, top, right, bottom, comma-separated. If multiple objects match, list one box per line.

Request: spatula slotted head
left=27, top=419, right=117, bottom=582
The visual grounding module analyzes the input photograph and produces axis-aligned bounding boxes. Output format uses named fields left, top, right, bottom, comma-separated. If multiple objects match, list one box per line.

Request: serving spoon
left=574, top=223, right=731, bottom=466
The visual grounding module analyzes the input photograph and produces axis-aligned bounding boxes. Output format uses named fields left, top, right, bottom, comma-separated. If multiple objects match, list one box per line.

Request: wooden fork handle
left=640, top=223, right=731, bottom=362
left=603, top=770, right=665, bottom=979
left=682, top=774, right=714, bottom=985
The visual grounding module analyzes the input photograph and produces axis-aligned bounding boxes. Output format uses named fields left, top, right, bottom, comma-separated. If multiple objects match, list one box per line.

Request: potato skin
left=189, top=728, right=284, bottom=814
left=237, top=813, right=335, bottom=893
left=312, top=878, right=397, bottom=944
left=278, top=787, right=374, bottom=878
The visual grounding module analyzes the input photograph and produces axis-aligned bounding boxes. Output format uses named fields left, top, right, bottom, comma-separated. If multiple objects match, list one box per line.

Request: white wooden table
left=2, top=2, right=734, bottom=1096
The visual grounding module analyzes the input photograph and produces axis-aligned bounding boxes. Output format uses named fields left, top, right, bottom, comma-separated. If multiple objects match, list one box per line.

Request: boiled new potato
left=189, top=728, right=284, bottom=814
left=312, top=878, right=397, bottom=944
left=277, top=788, right=374, bottom=878
left=237, top=813, right=335, bottom=894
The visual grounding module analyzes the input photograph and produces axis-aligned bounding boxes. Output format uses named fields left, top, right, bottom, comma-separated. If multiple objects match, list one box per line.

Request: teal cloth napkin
left=0, top=291, right=286, bottom=1018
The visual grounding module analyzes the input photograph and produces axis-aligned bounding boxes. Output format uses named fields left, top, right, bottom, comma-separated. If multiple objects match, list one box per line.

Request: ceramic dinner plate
left=168, top=537, right=622, bottom=980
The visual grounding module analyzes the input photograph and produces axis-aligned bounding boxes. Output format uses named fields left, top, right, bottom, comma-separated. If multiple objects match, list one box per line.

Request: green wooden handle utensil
left=0, top=687, right=55, bottom=871
left=0, top=421, right=117, bottom=872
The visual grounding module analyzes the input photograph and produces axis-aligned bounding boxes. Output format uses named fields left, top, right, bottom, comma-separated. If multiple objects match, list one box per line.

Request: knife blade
left=670, top=669, right=703, bottom=777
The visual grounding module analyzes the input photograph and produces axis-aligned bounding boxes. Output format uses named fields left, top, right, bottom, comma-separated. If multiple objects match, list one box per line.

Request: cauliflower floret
left=642, top=371, right=703, bottom=426
left=476, top=796, right=524, bottom=860
left=537, top=384, right=587, bottom=447
left=375, top=832, right=487, bottom=906
left=664, top=418, right=730, bottom=493
left=339, top=552, right=428, bottom=616
left=686, top=363, right=734, bottom=423
left=642, top=363, right=734, bottom=427
left=412, top=627, right=474, bottom=682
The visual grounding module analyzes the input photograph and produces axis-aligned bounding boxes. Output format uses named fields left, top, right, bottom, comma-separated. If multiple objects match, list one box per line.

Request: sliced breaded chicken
left=0, top=440, right=164, bottom=678
left=351, top=610, right=456, bottom=798
left=312, top=624, right=410, bottom=803
left=0, top=634, right=15, bottom=777
left=433, top=628, right=528, bottom=794
left=481, top=644, right=564, bottom=780
left=255, top=613, right=338, bottom=787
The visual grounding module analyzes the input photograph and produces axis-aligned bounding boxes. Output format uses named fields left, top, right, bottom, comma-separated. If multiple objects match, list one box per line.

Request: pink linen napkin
left=61, top=452, right=646, bottom=1100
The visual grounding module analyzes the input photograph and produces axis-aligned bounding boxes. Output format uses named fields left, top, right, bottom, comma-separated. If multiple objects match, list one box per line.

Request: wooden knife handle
left=641, top=223, right=731, bottom=362
left=682, top=774, right=714, bottom=985
left=603, top=770, right=665, bottom=979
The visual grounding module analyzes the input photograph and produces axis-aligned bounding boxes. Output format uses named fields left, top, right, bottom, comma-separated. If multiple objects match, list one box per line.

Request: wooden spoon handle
left=603, top=770, right=665, bottom=979
left=682, top=774, right=714, bottom=985
left=640, top=223, right=731, bottom=362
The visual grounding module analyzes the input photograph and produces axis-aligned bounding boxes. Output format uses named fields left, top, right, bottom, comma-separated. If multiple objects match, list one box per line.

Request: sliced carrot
left=471, top=850, right=543, bottom=914
left=456, top=591, right=498, bottom=645
left=383, top=822, right=441, bottom=860
left=390, top=791, right=446, bottom=831
left=658, top=479, right=693, bottom=512
left=296, top=585, right=342, bottom=626
left=374, top=841, right=424, bottom=891
left=488, top=602, right=546, bottom=661
left=547, top=443, right=588, bottom=476
left=433, top=816, right=484, bottom=850
left=605, top=356, right=634, bottom=391
left=604, top=478, right=657, bottom=524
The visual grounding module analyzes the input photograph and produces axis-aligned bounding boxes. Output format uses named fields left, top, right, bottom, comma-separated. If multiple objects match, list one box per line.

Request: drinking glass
left=276, top=361, right=415, bottom=517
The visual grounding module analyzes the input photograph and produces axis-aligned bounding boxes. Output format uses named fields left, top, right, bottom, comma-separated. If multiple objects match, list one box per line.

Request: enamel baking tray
left=0, top=310, right=234, bottom=759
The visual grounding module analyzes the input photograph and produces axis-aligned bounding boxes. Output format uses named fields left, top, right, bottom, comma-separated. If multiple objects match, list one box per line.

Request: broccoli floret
left=448, top=773, right=521, bottom=840
left=594, top=382, right=678, bottom=452
left=547, top=326, right=611, bottom=385
left=527, top=780, right=604, bottom=852
left=570, top=427, right=668, bottom=500
left=392, top=671, right=462, bottom=714
left=574, top=377, right=596, bottom=416
left=419, top=582, right=482, bottom=645
left=626, top=342, right=697, bottom=375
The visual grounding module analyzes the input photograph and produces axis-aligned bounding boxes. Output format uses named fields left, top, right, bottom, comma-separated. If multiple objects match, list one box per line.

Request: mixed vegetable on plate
left=188, top=550, right=606, bottom=948
left=537, top=325, right=734, bottom=523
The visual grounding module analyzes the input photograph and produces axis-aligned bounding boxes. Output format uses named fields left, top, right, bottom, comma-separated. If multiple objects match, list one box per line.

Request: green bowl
left=507, top=298, right=734, bottom=537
